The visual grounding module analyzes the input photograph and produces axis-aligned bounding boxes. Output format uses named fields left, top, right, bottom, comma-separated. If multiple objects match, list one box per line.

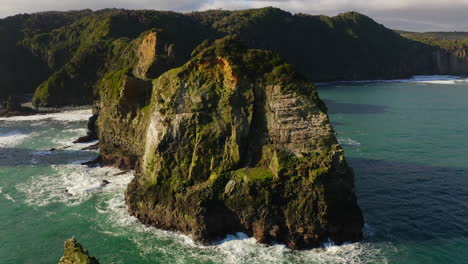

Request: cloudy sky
left=1, top=0, right=468, bottom=32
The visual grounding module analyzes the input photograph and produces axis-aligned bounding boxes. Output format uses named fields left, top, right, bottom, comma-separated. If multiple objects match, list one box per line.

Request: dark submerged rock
left=74, top=114, right=98, bottom=143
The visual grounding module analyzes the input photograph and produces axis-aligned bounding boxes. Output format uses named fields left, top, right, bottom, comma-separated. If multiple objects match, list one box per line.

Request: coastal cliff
left=3, top=8, right=468, bottom=104
left=96, top=37, right=363, bottom=249
left=27, top=10, right=212, bottom=106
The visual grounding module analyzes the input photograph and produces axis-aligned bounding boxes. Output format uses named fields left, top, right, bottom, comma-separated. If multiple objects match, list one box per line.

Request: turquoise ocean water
left=0, top=76, right=467, bottom=263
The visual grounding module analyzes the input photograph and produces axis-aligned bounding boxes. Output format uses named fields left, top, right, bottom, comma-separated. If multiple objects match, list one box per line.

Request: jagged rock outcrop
left=97, top=36, right=363, bottom=249
left=97, top=68, right=152, bottom=169
left=58, top=238, right=99, bottom=264
left=74, top=114, right=98, bottom=143
left=0, top=96, right=43, bottom=117
left=133, top=32, right=158, bottom=79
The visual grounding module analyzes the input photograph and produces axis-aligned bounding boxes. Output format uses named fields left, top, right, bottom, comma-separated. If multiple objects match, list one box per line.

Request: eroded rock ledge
left=96, top=36, right=363, bottom=249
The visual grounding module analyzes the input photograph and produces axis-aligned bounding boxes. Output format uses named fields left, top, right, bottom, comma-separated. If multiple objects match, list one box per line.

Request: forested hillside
left=1, top=7, right=468, bottom=106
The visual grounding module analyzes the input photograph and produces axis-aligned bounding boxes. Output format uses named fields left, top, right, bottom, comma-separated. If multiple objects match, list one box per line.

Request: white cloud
left=1, top=0, right=468, bottom=31
left=198, top=0, right=468, bottom=13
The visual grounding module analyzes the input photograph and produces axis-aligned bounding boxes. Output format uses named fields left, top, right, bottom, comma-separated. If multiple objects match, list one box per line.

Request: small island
left=1, top=6, right=468, bottom=263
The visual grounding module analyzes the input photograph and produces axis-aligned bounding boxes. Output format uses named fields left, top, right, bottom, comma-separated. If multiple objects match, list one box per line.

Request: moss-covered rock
left=58, top=238, right=99, bottom=264
left=98, top=36, right=363, bottom=249
left=28, top=10, right=213, bottom=106
left=95, top=66, right=152, bottom=169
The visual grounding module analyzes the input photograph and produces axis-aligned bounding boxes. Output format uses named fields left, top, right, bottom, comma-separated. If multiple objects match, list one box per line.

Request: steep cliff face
left=433, top=48, right=468, bottom=75
left=133, top=32, right=158, bottom=79
left=192, top=9, right=468, bottom=81
left=98, top=37, right=363, bottom=249
left=4, top=8, right=468, bottom=105
left=58, top=238, right=99, bottom=264
left=400, top=31, right=468, bottom=75
left=96, top=67, right=152, bottom=168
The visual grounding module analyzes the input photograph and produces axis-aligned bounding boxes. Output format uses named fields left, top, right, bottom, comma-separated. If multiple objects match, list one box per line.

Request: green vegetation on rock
left=3, top=7, right=468, bottom=105
left=58, top=238, right=99, bottom=264
left=400, top=31, right=468, bottom=75
left=96, top=36, right=363, bottom=249
left=4, top=6, right=468, bottom=250
left=0, top=10, right=91, bottom=101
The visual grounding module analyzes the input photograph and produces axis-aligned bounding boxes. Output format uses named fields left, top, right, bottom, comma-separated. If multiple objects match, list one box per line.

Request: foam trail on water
left=338, top=137, right=361, bottom=147
left=92, top=175, right=391, bottom=264
left=318, top=75, right=468, bottom=86
left=0, top=131, right=34, bottom=148
left=0, top=109, right=92, bottom=122
left=16, top=165, right=133, bottom=206
left=410, top=75, right=468, bottom=84
left=0, top=187, right=16, bottom=202
left=7, top=106, right=390, bottom=264
left=51, top=127, right=98, bottom=151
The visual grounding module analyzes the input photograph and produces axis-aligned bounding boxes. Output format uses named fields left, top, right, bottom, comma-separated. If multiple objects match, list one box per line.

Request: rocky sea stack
left=96, top=36, right=363, bottom=249
left=58, top=238, right=99, bottom=264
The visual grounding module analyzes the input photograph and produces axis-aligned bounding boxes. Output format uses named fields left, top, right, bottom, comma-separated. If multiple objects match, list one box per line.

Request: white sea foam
left=5, top=101, right=391, bottom=263
left=0, top=187, right=16, bottom=202
left=91, top=175, right=390, bottom=264
left=0, top=130, right=34, bottom=148
left=16, top=164, right=133, bottom=206
left=6, top=105, right=386, bottom=263
left=51, top=127, right=98, bottom=151
left=13, top=159, right=388, bottom=264
left=3, top=193, right=15, bottom=202
left=0, top=109, right=92, bottom=122
left=409, top=75, right=468, bottom=84
left=338, top=137, right=361, bottom=147
left=318, top=75, right=468, bottom=86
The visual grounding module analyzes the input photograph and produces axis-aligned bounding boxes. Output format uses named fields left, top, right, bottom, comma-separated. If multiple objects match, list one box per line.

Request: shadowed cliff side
left=0, top=10, right=92, bottom=102
left=96, top=36, right=363, bottom=249
left=401, top=31, right=468, bottom=75
left=28, top=10, right=214, bottom=107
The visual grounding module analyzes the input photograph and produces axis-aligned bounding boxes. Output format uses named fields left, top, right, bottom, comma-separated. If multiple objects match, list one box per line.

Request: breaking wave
left=0, top=130, right=34, bottom=148
left=338, top=137, right=361, bottom=147
left=0, top=109, right=92, bottom=122
left=16, top=164, right=132, bottom=207
left=91, top=168, right=390, bottom=264
left=7, top=106, right=391, bottom=264
left=318, top=75, right=468, bottom=86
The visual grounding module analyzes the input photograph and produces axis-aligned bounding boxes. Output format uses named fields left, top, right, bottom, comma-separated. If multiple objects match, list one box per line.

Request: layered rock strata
left=97, top=37, right=363, bottom=249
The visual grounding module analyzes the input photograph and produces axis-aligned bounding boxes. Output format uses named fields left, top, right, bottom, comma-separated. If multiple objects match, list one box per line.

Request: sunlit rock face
left=97, top=37, right=363, bottom=249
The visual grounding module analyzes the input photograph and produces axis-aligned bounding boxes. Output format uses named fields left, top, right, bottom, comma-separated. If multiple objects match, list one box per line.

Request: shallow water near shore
left=1, top=76, right=467, bottom=263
